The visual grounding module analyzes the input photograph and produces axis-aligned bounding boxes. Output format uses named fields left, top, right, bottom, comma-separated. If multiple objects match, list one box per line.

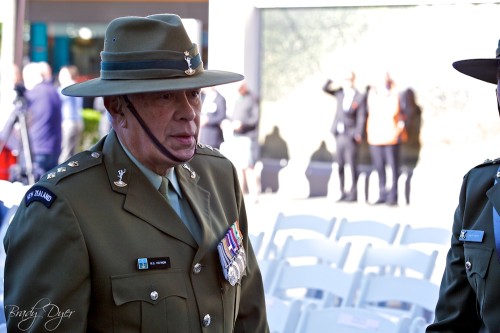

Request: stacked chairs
left=260, top=213, right=336, bottom=292
left=259, top=213, right=446, bottom=333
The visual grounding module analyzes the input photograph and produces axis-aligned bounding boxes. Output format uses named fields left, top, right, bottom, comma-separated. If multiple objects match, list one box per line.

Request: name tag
left=459, top=230, right=484, bottom=243
left=137, top=257, right=171, bottom=270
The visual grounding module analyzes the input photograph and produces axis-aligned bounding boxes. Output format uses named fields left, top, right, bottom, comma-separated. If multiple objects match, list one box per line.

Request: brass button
left=465, top=261, right=472, bottom=270
left=150, top=291, right=159, bottom=301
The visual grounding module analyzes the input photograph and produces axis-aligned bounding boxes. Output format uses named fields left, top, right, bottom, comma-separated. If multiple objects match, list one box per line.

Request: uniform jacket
left=427, top=159, right=500, bottom=332
left=322, top=83, right=366, bottom=140
left=3, top=130, right=269, bottom=332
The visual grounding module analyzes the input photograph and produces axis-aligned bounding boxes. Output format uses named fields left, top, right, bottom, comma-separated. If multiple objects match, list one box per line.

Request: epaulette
left=474, top=157, right=500, bottom=169
left=195, top=142, right=224, bottom=158
left=40, top=150, right=104, bottom=184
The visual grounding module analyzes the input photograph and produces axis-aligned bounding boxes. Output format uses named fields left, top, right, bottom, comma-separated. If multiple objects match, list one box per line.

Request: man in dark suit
left=426, top=40, right=500, bottom=332
left=323, top=70, right=366, bottom=202
left=3, top=14, right=269, bottom=332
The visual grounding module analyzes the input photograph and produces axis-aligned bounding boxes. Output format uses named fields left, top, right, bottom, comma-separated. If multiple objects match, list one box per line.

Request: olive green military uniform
left=427, top=159, right=500, bottom=332
left=4, top=130, right=269, bottom=332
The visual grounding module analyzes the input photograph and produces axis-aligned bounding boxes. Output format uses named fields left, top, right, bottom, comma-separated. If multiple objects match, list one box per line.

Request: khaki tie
left=159, top=176, right=201, bottom=243
left=159, top=177, right=181, bottom=216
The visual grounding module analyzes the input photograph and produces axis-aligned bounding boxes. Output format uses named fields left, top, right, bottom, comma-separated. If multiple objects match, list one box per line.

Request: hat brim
left=62, top=70, right=244, bottom=97
left=452, top=59, right=498, bottom=84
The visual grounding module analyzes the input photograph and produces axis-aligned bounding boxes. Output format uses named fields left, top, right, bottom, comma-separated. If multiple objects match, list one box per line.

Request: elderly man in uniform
left=426, top=40, right=500, bottom=332
left=3, top=14, right=269, bottom=332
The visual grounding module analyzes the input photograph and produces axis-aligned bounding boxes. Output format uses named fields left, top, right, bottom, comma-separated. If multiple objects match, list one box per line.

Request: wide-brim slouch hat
left=452, top=39, right=500, bottom=84
left=62, top=13, right=243, bottom=97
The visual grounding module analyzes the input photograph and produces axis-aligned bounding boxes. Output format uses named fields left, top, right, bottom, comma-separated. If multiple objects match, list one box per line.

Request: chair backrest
left=248, top=231, right=265, bottom=259
left=263, top=213, right=336, bottom=260
left=278, top=236, right=351, bottom=269
left=355, top=273, right=440, bottom=322
left=399, top=224, right=452, bottom=247
left=358, top=244, right=438, bottom=279
left=334, top=218, right=400, bottom=245
left=268, top=261, right=362, bottom=308
left=298, top=305, right=411, bottom=333
left=266, top=296, right=303, bottom=333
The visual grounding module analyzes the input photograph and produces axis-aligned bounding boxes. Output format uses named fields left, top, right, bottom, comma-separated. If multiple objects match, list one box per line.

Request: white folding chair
left=266, top=296, right=303, bottom=333
left=262, top=213, right=336, bottom=260
left=357, top=244, right=438, bottom=280
left=398, top=224, right=452, bottom=284
left=355, top=273, right=440, bottom=324
left=278, top=236, right=351, bottom=268
left=334, top=218, right=400, bottom=245
left=248, top=231, right=265, bottom=258
left=399, top=225, right=452, bottom=247
left=297, top=305, right=412, bottom=333
left=268, top=261, right=362, bottom=308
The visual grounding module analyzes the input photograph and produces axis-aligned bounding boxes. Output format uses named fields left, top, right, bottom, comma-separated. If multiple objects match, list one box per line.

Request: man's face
left=114, top=90, right=202, bottom=174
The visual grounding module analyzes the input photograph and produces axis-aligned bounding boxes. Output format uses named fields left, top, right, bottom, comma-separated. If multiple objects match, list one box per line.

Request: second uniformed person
left=427, top=40, right=500, bottom=332
left=3, top=14, right=269, bottom=332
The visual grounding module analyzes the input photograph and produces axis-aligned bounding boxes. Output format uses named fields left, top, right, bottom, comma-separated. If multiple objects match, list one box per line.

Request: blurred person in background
left=323, top=70, right=367, bottom=202
left=365, top=71, right=405, bottom=206
left=58, top=65, right=84, bottom=163
left=222, top=81, right=260, bottom=202
left=199, top=86, right=227, bottom=149
left=20, top=62, right=62, bottom=182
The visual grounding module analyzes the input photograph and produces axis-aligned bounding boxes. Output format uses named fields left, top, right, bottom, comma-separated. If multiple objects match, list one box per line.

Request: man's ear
left=104, top=96, right=126, bottom=127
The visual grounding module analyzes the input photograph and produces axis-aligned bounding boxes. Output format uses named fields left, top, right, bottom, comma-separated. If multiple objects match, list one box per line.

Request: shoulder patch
left=25, top=185, right=57, bottom=208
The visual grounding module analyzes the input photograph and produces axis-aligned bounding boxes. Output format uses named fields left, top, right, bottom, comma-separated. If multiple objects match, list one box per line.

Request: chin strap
left=122, top=95, right=190, bottom=163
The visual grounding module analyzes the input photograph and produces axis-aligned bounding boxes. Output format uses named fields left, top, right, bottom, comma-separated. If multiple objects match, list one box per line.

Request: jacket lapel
left=102, top=131, right=197, bottom=248
left=176, top=164, right=214, bottom=261
left=487, top=174, right=500, bottom=215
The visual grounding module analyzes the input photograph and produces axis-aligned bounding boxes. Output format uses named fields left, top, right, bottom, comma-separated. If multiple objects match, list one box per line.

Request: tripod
left=0, top=92, right=36, bottom=185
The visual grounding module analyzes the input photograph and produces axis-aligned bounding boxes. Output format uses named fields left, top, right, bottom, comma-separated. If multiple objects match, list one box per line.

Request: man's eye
left=161, top=93, right=173, bottom=100
left=189, top=90, right=201, bottom=98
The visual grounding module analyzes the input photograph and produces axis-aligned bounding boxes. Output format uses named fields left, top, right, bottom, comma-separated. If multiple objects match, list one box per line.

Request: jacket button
left=202, top=314, right=211, bottom=327
left=150, top=291, right=159, bottom=301
left=465, top=261, right=472, bottom=270
left=193, top=263, right=202, bottom=274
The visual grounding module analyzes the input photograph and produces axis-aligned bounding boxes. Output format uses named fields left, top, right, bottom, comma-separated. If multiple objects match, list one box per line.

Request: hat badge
left=184, top=51, right=196, bottom=76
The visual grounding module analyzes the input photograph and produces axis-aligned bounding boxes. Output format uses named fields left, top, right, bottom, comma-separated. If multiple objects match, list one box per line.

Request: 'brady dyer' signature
left=5, top=298, right=75, bottom=331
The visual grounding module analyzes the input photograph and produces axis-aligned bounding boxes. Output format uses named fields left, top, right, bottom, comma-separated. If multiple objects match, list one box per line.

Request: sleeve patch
left=25, top=185, right=57, bottom=208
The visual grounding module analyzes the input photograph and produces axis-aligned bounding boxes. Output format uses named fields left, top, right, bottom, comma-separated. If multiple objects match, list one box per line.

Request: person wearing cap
left=3, top=14, right=269, bottom=332
left=426, top=41, right=500, bottom=332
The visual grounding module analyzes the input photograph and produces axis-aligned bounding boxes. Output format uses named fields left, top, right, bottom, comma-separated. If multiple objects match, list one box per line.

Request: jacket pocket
left=463, top=244, right=493, bottom=316
left=111, top=270, right=189, bottom=332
